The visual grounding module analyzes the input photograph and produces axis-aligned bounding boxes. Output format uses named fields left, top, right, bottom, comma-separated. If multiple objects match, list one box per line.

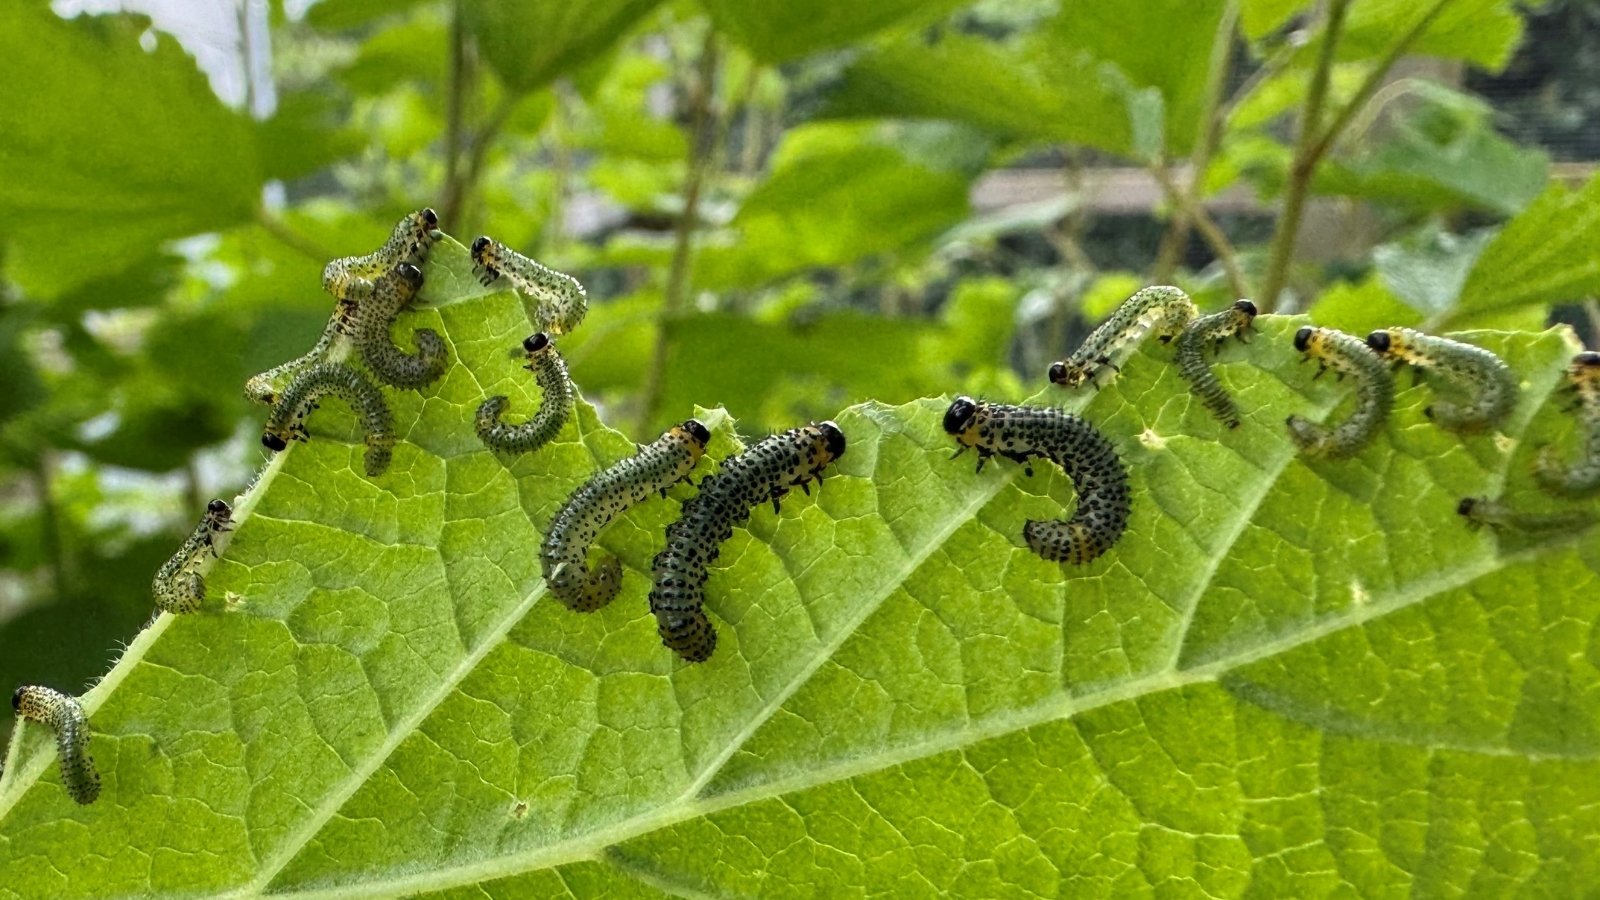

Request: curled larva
left=244, top=298, right=362, bottom=406
left=1175, top=300, right=1257, bottom=428
left=541, top=419, right=711, bottom=612
left=151, top=498, right=233, bottom=614
left=1457, top=496, right=1596, bottom=534
left=1534, top=351, right=1600, bottom=496
left=262, top=362, right=396, bottom=477
left=322, top=207, right=443, bottom=301
left=1365, top=328, right=1516, bottom=432
left=1048, top=285, right=1197, bottom=388
left=469, top=236, right=588, bottom=335
left=474, top=333, right=575, bottom=456
left=12, top=685, right=99, bottom=805
left=650, top=421, right=847, bottom=662
left=357, top=263, right=449, bottom=390
left=1286, top=326, right=1394, bottom=458
left=944, top=397, right=1130, bottom=564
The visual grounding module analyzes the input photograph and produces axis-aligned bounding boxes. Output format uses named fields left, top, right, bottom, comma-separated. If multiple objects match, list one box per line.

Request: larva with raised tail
left=12, top=685, right=99, bottom=805
left=262, top=362, right=396, bottom=477
left=474, top=333, right=575, bottom=455
left=1286, top=326, right=1394, bottom=458
left=1175, top=300, right=1257, bottom=428
left=541, top=419, right=711, bottom=612
left=1535, top=351, right=1600, bottom=495
left=470, top=236, right=589, bottom=335
left=1457, top=496, right=1596, bottom=535
left=151, top=499, right=233, bottom=614
left=1048, top=285, right=1197, bottom=388
left=322, top=208, right=443, bottom=301
left=943, top=397, right=1130, bottom=564
left=649, top=421, right=846, bottom=662
left=1365, top=328, right=1516, bottom=432
left=357, top=263, right=448, bottom=390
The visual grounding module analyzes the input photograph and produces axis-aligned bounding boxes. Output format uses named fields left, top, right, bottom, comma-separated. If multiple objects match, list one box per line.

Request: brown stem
left=1259, top=0, right=1352, bottom=311
left=1152, top=164, right=1249, bottom=299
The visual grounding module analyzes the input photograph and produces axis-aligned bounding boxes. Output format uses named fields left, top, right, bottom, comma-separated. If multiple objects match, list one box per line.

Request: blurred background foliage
left=4, top=0, right=1600, bottom=736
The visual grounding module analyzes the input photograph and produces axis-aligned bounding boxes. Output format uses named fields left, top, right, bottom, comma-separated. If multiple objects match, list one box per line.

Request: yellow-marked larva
left=470, top=237, right=589, bottom=335
left=151, top=499, right=233, bottom=614
left=322, top=208, right=443, bottom=301
left=1175, top=300, right=1257, bottom=428
left=357, top=263, right=448, bottom=390
left=1048, top=285, right=1197, bottom=388
left=649, top=421, right=846, bottom=662
left=1365, top=328, right=1516, bottom=432
left=1457, top=496, right=1596, bottom=535
left=1535, top=351, right=1600, bottom=496
left=12, top=685, right=99, bottom=805
left=1286, top=326, right=1394, bottom=458
left=262, top=362, right=396, bottom=477
left=944, top=397, right=1130, bottom=564
left=474, top=333, right=575, bottom=456
left=541, top=419, right=711, bottom=612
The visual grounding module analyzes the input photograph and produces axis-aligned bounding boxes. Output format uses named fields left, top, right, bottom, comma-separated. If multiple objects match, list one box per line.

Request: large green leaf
left=1454, top=173, right=1600, bottom=326
left=1, top=242, right=1597, bottom=895
left=698, top=0, right=965, bottom=63
left=0, top=8, right=263, bottom=296
left=464, top=0, right=665, bottom=95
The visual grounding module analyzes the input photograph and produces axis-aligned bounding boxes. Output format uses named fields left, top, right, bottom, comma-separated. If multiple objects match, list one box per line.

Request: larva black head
left=1233, top=300, right=1257, bottom=317
left=262, top=432, right=288, bottom=452
left=1457, top=497, right=1478, bottom=518
left=682, top=419, right=712, bottom=446
left=818, top=420, right=847, bottom=459
left=206, top=499, right=230, bottom=516
left=1365, top=330, right=1391, bottom=353
left=1293, top=326, right=1315, bottom=352
left=470, top=236, right=492, bottom=258
left=1575, top=351, right=1600, bottom=369
left=420, top=208, right=438, bottom=229
left=523, top=333, right=550, bottom=353
left=11, top=685, right=22, bottom=713
left=396, top=262, right=424, bottom=287
left=1047, top=362, right=1068, bottom=385
left=944, top=396, right=978, bottom=435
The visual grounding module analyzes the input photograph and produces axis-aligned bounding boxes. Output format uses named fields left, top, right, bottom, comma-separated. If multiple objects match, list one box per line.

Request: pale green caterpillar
left=541, top=419, right=711, bottom=612
left=262, top=362, right=396, bottom=477
left=1365, top=328, right=1516, bottom=433
left=12, top=685, right=99, bottom=805
left=1048, top=285, right=1197, bottom=388
left=322, top=208, right=443, bottom=301
left=151, top=499, right=233, bottom=614
left=1457, top=496, right=1596, bottom=535
left=1286, top=326, right=1394, bottom=458
left=243, top=297, right=360, bottom=407
left=1534, top=351, right=1600, bottom=496
left=1175, top=300, right=1257, bottom=428
left=470, top=237, right=589, bottom=336
left=357, top=263, right=448, bottom=390
left=474, top=333, right=575, bottom=455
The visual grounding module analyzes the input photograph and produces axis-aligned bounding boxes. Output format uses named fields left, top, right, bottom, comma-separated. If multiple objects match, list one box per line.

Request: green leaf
left=1454, top=172, right=1600, bottom=325
left=1342, top=0, right=1523, bottom=72
left=1371, top=225, right=1494, bottom=319
left=2, top=235, right=1597, bottom=894
left=304, top=0, right=431, bottom=30
left=698, top=0, right=965, bottom=63
left=0, top=8, right=263, bottom=296
left=464, top=0, right=665, bottom=95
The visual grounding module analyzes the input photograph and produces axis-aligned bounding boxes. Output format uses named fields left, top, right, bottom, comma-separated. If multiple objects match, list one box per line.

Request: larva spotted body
left=541, top=420, right=711, bottom=612
left=1535, top=351, right=1600, bottom=496
left=12, top=685, right=99, bottom=805
left=1365, top=327, right=1516, bottom=432
left=649, top=421, right=847, bottom=662
left=1286, top=326, right=1394, bottom=459
left=943, top=397, right=1130, bottom=564
left=262, top=362, right=396, bottom=477
left=1175, top=300, right=1257, bottom=428
left=470, top=237, right=588, bottom=335
left=1048, top=285, right=1197, bottom=388
left=357, top=263, right=448, bottom=390
left=1457, top=496, right=1596, bottom=535
left=244, top=298, right=361, bottom=407
left=474, top=333, right=575, bottom=455
left=322, top=208, right=443, bottom=301
left=151, top=499, right=233, bottom=615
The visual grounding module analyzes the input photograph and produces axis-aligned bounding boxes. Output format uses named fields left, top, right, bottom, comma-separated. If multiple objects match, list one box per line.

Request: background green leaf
left=464, top=0, right=666, bottom=95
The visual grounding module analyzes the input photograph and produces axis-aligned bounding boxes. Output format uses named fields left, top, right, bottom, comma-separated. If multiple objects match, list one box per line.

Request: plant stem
left=256, top=207, right=335, bottom=263
left=638, top=29, right=720, bottom=433
left=1259, top=0, right=1352, bottom=311
left=32, top=455, right=65, bottom=603
left=453, top=95, right=519, bottom=237
left=439, top=0, right=469, bottom=228
left=1152, top=164, right=1250, bottom=299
